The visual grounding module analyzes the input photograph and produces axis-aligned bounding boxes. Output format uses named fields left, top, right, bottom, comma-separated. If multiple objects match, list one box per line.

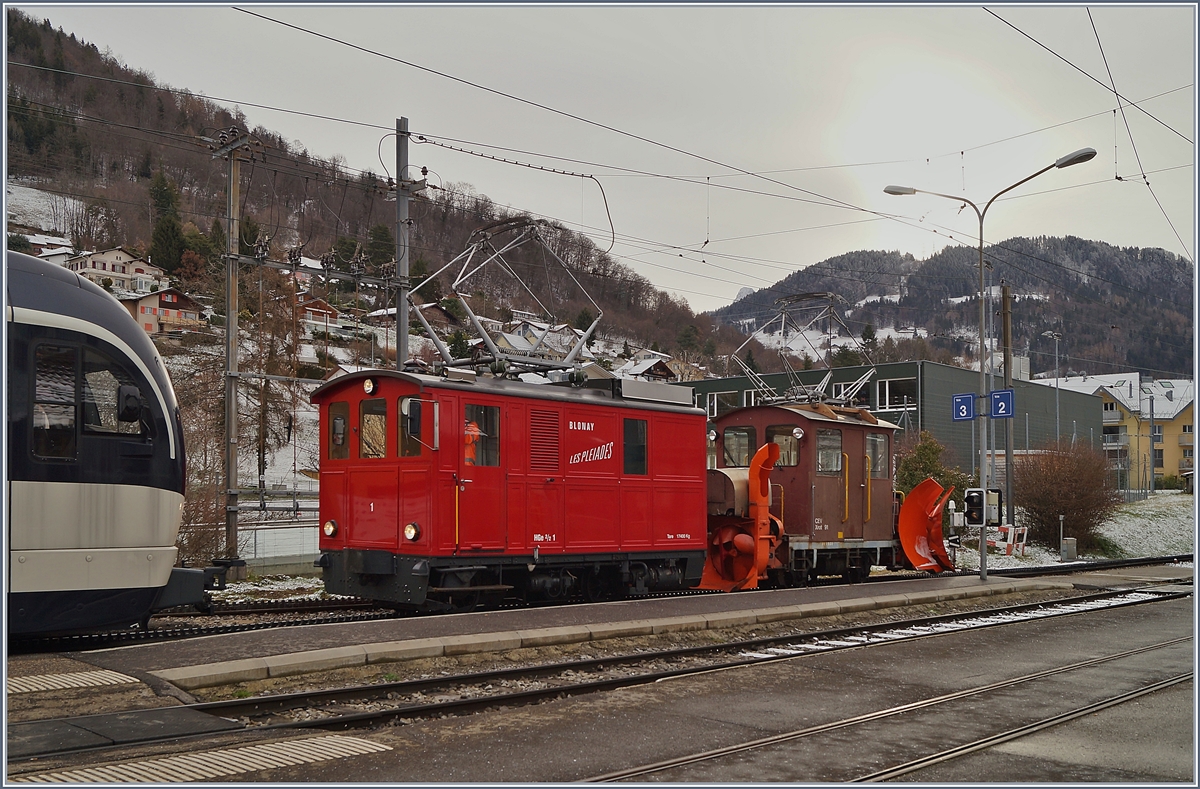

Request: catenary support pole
left=396, top=117, right=410, bottom=369
left=1002, top=285, right=1014, bottom=528
left=214, top=130, right=253, bottom=570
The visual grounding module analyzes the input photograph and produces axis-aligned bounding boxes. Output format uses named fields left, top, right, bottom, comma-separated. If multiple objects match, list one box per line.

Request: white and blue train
left=6, top=251, right=207, bottom=635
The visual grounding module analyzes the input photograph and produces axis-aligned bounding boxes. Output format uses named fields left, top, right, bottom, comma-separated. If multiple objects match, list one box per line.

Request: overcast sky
left=15, top=4, right=1197, bottom=315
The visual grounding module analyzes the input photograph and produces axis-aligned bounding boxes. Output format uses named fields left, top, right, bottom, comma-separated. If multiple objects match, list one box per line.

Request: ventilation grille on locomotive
left=529, top=410, right=561, bottom=471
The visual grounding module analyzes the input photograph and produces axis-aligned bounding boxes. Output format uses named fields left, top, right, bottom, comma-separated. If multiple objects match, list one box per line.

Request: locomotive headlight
left=707, top=429, right=718, bottom=442
left=404, top=522, right=421, bottom=541
left=322, top=520, right=338, bottom=537
left=362, top=378, right=376, bottom=395
left=792, top=427, right=805, bottom=440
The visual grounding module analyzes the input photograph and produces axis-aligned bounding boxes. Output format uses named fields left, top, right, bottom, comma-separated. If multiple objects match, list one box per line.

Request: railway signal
left=964, top=488, right=985, bottom=526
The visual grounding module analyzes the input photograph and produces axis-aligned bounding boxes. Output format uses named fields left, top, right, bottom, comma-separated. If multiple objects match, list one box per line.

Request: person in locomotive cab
left=464, top=419, right=482, bottom=465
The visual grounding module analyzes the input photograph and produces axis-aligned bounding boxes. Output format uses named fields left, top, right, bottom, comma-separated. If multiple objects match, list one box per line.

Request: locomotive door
left=812, top=427, right=865, bottom=541
left=456, top=402, right=506, bottom=550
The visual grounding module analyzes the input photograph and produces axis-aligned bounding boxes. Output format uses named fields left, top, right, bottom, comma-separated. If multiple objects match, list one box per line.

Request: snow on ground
left=5, top=182, right=81, bottom=233
left=952, top=491, right=1195, bottom=571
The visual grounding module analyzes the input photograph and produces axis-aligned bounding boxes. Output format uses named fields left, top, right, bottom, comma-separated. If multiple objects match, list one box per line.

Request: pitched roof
left=1035, top=373, right=1193, bottom=420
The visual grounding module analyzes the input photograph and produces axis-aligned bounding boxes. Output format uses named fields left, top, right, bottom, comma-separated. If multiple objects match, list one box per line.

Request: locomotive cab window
left=766, top=425, right=801, bottom=467
left=624, top=418, right=647, bottom=475
left=722, top=426, right=755, bottom=468
left=82, top=348, right=144, bottom=436
left=866, top=432, right=888, bottom=477
left=32, top=345, right=77, bottom=460
left=359, top=398, right=388, bottom=458
left=816, top=429, right=843, bottom=474
left=399, top=397, right=422, bottom=457
left=329, top=401, right=349, bottom=459
left=464, top=404, right=500, bottom=466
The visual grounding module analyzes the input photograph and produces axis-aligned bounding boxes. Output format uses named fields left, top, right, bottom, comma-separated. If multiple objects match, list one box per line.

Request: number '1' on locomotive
left=312, top=367, right=955, bottom=610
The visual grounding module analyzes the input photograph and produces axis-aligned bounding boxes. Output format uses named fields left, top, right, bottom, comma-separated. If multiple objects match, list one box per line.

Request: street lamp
left=885, top=147, right=1096, bottom=581
left=1042, top=330, right=1062, bottom=449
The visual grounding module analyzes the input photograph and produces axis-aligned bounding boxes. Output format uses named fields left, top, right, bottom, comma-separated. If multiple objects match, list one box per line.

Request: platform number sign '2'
left=952, top=393, right=976, bottom=422
left=991, top=389, right=1015, bottom=419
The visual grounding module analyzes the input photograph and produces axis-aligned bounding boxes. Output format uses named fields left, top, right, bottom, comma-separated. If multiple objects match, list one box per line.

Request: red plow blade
left=897, top=478, right=956, bottom=573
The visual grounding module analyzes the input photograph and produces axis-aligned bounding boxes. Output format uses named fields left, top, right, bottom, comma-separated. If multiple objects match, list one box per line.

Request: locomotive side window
left=399, top=397, right=422, bottom=457
left=32, top=345, right=78, bottom=460
left=359, top=398, right=388, bottom=458
left=624, top=418, right=647, bottom=475
left=464, top=404, right=500, bottom=466
left=722, top=426, right=755, bottom=467
left=867, top=432, right=888, bottom=477
left=82, top=349, right=143, bottom=436
left=816, top=429, right=843, bottom=474
left=766, top=425, right=800, bottom=467
left=329, top=401, right=349, bottom=459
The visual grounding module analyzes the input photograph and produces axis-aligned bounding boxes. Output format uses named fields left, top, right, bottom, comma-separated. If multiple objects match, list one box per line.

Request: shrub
left=1013, top=443, right=1122, bottom=551
left=895, top=430, right=974, bottom=507
left=1158, top=475, right=1186, bottom=491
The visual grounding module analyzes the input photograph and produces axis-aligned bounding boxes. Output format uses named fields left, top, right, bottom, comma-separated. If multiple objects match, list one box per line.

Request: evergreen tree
left=7, top=233, right=33, bottom=253
left=365, top=223, right=394, bottom=267
left=150, top=212, right=184, bottom=273
left=448, top=330, right=470, bottom=360
left=744, top=348, right=760, bottom=373
left=149, top=169, right=179, bottom=220
left=702, top=338, right=716, bottom=358
left=621, top=340, right=633, bottom=358
left=861, top=323, right=878, bottom=359
left=209, top=219, right=227, bottom=258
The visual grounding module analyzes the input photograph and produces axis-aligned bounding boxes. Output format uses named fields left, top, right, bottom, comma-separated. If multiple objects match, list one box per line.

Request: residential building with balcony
left=64, top=248, right=169, bottom=293
left=117, top=288, right=204, bottom=335
left=1039, top=373, right=1194, bottom=490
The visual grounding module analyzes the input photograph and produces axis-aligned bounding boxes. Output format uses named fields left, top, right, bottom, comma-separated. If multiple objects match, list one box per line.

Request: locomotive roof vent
left=445, top=368, right=477, bottom=383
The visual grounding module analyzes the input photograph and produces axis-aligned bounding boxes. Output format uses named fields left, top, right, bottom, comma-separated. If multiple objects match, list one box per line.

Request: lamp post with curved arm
left=885, top=147, right=1096, bottom=580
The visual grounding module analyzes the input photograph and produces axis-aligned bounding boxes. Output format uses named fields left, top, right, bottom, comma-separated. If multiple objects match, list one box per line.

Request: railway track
left=8, top=554, right=1190, bottom=654
left=587, top=640, right=1193, bottom=782
left=9, top=586, right=1188, bottom=768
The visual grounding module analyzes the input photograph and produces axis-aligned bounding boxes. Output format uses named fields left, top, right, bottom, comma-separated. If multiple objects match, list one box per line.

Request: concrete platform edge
left=151, top=578, right=1070, bottom=690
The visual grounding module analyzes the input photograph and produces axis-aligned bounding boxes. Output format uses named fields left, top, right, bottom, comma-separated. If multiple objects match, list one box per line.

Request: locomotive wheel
left=447, top=591, right=480, bottom=613
left=582, top=572, right=607, bottom=603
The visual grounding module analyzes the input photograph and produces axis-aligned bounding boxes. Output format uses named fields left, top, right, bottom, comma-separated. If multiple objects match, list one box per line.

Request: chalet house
left=65, top=248, right=168, bottom=293
left=615, top=357, right=676, bottom=382
left=118, top=288, right=204, bottom=335
left=37, top=246, right=74, bottom=267
left=415, top=302, right=463, bottom=334
left=296, top=292, right=341, bottom=326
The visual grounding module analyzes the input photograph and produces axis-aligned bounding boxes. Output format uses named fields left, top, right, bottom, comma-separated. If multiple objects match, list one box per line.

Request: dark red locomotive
left=704, top=401, right=942, bottom=587
left=312, top=369, right=708, bottom=610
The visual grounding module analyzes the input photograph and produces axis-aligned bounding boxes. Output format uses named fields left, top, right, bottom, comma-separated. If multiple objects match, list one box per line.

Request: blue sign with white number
left=952, top=393, right=976, bottom=421
left=991, top=388, right=1015, bottom=419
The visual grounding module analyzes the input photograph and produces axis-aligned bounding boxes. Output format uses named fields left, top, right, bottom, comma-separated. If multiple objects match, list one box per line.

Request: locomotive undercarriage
left=318, top=549, right=706, bottom=613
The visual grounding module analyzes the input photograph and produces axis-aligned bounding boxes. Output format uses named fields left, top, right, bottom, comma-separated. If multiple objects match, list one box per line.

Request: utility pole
left=394, top=117, right=427, bottom=370
left=1149, top=392, right=1156, bottom=495
left=1002, top=284, right=1014, bottom=528
left=213, top=128, right=253, bottom=576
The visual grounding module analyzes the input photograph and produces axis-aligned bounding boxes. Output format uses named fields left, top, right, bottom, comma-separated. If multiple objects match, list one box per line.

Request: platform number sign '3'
left=991, top=389, right=1015, bottom=419
left=952, top=393, right=975, bottom=422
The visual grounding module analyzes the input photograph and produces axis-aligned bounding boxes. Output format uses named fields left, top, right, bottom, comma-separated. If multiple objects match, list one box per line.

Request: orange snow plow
left=699, top=442, right=783, bottom=591
left=897, top=478, right=956, bottom=573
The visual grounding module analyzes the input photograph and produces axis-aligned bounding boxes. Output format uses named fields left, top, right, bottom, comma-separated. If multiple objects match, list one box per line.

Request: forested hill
left=4, top=9, right=749, bottom=362
left=713, top=236, right=1193, bottom=380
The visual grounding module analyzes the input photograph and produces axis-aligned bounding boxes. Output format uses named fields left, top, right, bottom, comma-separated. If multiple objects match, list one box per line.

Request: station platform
left=57, top=571, right=1123, bottom=693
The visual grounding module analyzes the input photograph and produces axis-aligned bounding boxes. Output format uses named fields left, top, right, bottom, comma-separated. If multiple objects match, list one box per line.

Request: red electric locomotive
left=312, top=369, right=708, bottom=610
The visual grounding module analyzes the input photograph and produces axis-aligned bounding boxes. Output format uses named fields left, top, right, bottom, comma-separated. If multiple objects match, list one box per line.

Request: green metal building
left=677, top=361, right=1103, bottom=480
